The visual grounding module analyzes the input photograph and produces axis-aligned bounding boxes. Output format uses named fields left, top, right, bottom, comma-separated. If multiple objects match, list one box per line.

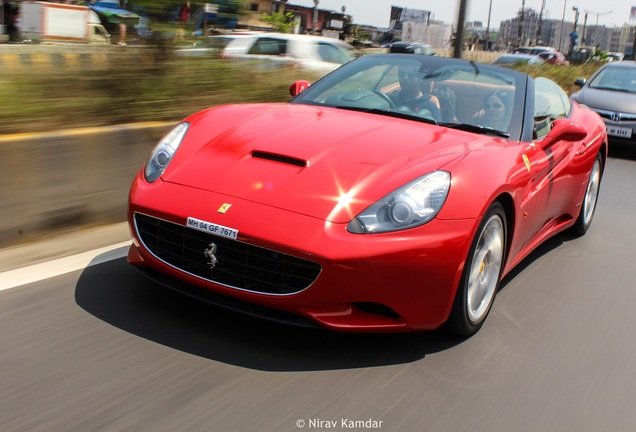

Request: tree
left=259, top=11, right=295, bottom=33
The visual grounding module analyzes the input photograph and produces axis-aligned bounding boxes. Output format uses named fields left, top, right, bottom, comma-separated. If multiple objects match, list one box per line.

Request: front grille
left=593, top=108, right=636, bottom=122
left=134, top=213, right=321, bottom=295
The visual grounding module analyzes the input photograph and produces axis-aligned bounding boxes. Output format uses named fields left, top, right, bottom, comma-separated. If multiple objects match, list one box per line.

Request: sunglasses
left=487, top=101, right=504, bottom=109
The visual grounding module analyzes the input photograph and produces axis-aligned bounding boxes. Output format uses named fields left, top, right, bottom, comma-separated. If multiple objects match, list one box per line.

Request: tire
left=571, top=152, right=603, bottom=236
left=447, top=202, right=507, bottom=336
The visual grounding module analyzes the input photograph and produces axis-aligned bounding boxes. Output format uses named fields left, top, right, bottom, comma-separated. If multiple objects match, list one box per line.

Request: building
left=498, top=6, right=636, bottom=55
left=284, top=2, right=352, bottom=38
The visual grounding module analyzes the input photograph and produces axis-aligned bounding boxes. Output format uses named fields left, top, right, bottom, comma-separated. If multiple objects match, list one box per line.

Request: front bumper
left=128, top=178, right=478, bottom=332
left=593, top=108, right=636, bottom=142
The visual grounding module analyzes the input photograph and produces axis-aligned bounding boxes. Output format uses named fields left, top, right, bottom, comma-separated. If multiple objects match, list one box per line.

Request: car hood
left=163, top=103, right=491, bottom=223
left=572, top=87, right=636, bottom=114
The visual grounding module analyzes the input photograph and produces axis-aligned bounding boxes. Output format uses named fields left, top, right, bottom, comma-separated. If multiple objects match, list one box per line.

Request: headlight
left=144, top=122, right=190, bottom=183
left=347, top=171, right=451, bottom=234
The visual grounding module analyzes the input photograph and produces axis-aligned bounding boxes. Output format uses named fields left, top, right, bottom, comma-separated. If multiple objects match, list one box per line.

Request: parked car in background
left=128, top=53, right=607, bottom=336
left=515, top=46, right=556, bottom=55
left=175, top=34, right=243, bottom=57
left=493, top=53, right=545, bottom=66
left=389, top=41, right=435, bottom=55
left=572, top=61, right=636, bottom=143
left=607, top=52, right=625, bottom=62
left=214, top=33, right=357, bottom=73
left=538, top=50, right=569, bottom=65
left=514, top=46, right=533, bottom=54
left=570, top=46, right=598, bottom=64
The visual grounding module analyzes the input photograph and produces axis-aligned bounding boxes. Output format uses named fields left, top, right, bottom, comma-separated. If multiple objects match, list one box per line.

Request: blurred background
left=0, top=0, right=608, bottom=250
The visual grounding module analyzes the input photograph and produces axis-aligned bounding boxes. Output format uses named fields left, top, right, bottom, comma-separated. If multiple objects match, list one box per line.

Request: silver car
left=218, top=33, right=357, bottom=74
left=572, top=61, right=636, bottom=143
left=493, top=53, right=545, bottom=66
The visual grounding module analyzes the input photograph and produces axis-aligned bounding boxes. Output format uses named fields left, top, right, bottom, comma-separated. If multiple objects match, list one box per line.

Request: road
left=1, top=144, right=635, bottom=432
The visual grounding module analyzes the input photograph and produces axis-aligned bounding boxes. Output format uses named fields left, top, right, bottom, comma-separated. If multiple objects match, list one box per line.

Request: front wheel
left=446, top=202, right=507, bottom=336
left=571, top=152, right=603, bottom=236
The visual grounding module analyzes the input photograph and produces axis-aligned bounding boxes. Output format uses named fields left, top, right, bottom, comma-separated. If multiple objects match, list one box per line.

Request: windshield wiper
left=440, top=122, right=510, bottom=138
left=332, top=106, right=439, bottom=125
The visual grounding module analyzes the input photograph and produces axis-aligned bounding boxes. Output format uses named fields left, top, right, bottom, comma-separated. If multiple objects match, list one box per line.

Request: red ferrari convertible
left=128, top=54, right=607, bottom=336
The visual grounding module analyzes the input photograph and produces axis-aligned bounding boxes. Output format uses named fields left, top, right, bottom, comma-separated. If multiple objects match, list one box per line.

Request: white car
left=216, top=33, right=357, bottom=73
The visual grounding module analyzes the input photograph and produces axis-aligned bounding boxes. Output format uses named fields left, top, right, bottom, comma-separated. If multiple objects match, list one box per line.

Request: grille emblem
left=610, top=112, right=622, bottom=122
left=204, top=242, right=219, bottom=269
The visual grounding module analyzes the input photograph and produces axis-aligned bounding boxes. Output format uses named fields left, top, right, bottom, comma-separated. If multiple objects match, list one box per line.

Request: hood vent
left=252, top=151, right=308, bottom=168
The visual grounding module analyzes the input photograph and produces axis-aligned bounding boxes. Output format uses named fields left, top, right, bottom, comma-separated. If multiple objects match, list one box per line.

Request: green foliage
left=0, top=51, right=323, bottom=135
left=259, top=11, right=295, bottom=33
left=131, top=0, right=176, bottom=21
left=0, top=48, right=607, bottom=135
left=509, top=62, right=604, bottom=95
left=131, top=0, right=245, bottom=22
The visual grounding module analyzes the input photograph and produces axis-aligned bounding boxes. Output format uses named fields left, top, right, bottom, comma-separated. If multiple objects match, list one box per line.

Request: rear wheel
left=572, top=152, right=603, bottom=236
left=447, top=202, right=507, bottom=336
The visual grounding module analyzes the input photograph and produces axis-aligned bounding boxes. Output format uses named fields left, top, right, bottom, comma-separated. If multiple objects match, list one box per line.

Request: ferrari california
left=128, top=54, right=607, bottom=336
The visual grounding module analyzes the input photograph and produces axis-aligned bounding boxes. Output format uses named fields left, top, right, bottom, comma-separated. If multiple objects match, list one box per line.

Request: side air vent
left=252, top=151, right=307, bottom=168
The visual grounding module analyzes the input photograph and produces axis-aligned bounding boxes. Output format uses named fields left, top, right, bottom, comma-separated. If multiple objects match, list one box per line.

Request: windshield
left=291, top=54, right=524, bottom=138
left=589, top=66, right=636, bottom=93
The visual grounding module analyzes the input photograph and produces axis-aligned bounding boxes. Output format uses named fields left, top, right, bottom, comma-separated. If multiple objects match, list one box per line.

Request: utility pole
left=518, top=0, right=526, bottom=47
left=486, top=0, right=492, bottom=35
left=312, top=0, right=319, bottom=33
left=536, top=0, right=546, bottom=45
left=454, top=0, right=468, bottom=58
left=584, top=10, right=612, bottom=46
left=559, top=0, right=568, bottom=52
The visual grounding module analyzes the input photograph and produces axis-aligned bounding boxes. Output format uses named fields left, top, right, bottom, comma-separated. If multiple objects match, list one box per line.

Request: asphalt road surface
left=1, top=143, right=635, bottom=432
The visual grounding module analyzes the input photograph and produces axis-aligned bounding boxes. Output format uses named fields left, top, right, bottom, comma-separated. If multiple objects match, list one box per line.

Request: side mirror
left=540, top=118, right=587, bottom=149
left=289, top=80, right=311, bottom=97
left=574, top=77, right=586, bottom=87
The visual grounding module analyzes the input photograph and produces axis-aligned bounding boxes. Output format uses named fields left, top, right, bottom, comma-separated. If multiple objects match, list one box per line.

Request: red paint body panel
left=163, top=104, right=479, bottom=223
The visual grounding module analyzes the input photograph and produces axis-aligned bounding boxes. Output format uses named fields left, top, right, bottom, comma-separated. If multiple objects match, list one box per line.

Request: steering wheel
left=372, top=90, right=396, bottom=109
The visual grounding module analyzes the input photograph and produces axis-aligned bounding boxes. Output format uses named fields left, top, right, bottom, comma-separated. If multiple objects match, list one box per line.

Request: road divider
left=0, top=122, right=173, bottom=248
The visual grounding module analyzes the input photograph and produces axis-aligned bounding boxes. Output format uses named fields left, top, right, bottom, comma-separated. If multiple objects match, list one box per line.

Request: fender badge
left=218, top=203, right=232, bottom=214
left=522, top=154, right=531, bottom=173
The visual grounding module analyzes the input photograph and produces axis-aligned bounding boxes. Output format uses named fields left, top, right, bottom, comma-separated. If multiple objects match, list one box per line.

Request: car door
left=524, top=78, right=579, bottom=240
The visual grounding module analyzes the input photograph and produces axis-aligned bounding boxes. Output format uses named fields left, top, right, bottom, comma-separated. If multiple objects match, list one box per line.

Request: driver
left=389, top=64, right=441, bottom=121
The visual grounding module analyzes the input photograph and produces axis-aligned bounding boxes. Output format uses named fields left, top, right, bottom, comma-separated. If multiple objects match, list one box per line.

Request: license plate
left=607, top=125, right=633, bottom=138
left=187, top=217, right=238, bottom=240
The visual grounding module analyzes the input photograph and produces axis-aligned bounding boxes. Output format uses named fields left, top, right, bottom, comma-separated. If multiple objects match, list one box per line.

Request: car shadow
left=499, top=230, right=580, bottom=291
left=75, top=255, right=466, bottom=372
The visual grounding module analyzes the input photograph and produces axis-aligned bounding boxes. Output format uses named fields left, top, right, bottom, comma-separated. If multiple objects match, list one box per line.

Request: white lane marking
left=0, top=241, right=131, bottom=291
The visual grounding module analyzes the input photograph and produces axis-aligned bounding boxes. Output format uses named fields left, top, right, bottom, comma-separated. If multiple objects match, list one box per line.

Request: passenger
left=433, top=85, right=459, bottom=123
left=389, top=64, right=441, bottom=121
left=473, top=90, right=512, bottom=131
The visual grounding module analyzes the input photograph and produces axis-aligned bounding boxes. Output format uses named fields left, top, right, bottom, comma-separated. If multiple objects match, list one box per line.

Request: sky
left=289, top=0, right=635, bottom=29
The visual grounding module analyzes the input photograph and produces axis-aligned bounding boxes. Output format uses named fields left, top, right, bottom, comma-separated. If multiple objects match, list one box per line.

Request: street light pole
left=568, top=5, right=579, bottom=57
left=559, top=0, right=568, bottom=52
left=536, top=0, right=546, bottom=45
left=454, top=0, right=468, bottom=58
left=485, top=0, right=493, bottom=51
left=518, top=0, right=526, bottom=47
left=486, top=0, right=492, bottom=36
left=312, top=0, right=319, bottom=33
